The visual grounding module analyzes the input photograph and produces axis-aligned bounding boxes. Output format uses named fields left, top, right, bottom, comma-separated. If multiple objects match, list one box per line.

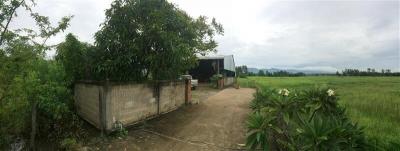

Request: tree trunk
left=30, top=100, right=37, bottom=151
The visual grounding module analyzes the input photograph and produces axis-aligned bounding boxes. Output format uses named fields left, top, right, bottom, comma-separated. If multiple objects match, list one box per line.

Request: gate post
left=218, top=77, right=224, bottom=89
left=182, top=75, right=192, bottom=105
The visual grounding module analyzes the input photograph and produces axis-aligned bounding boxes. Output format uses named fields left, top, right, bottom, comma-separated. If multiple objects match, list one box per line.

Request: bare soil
left=89, top=87, right=255, bottom=151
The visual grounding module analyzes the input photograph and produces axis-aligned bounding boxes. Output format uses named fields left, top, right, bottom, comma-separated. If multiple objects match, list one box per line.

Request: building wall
left=224, top=77, right=235, bottom=86
left=74, top=81, right=187, bottom=131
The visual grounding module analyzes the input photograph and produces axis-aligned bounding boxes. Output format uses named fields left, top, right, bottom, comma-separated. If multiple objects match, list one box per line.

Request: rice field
left=238, top=76, right=400, bottom=143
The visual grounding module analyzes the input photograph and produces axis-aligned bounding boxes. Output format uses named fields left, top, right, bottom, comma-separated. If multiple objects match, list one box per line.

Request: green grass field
left=238, top=76, right=400, bottom=143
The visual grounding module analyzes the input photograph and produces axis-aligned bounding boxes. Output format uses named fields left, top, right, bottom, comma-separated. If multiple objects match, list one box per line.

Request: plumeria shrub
left=246, top=87, right=384, bottom=151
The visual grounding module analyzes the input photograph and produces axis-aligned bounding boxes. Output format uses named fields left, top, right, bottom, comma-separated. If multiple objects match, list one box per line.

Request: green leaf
left=283, top=112, right=290, bottom=125
left=272, top=126, right=284, bottom=134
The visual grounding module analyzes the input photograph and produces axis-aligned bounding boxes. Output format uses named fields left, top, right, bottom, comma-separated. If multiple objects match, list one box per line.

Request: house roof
left=197, top=55, right=225, bottom=60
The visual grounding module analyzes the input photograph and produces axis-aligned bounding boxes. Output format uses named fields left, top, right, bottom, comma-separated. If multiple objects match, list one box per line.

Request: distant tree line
left=235, top=65, right=248, bottom=78
left=236, top=66, right=400, bottom=77
left=235, top=65, right=306, bottom=77
left=338, top=68, right=400, bottom=76
left=254, top=70, right=306, bottom=77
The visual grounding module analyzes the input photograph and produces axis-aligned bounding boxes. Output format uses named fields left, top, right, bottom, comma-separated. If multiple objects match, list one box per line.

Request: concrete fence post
left=218, top=77, right=224, bottom=89
left=153, top=81, right=161, bottom=115
left=185, top=79, right=191, bottom=105
left=99, top=80, right=110, bottom=135
left=181, top=75, right=192, bottom=105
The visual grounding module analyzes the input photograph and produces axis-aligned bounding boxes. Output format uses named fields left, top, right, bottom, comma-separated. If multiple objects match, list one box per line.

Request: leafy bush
left=246, top=112, right=270, bottom=151
left=246, top=87, right=384, bottom=151
left=60, top=138, right=79, bottom=151
left=210, top=74, right=223, bottom=88
left=0, top=54, right=87, bottom=148
left=0, top=1, right=85, bottom=149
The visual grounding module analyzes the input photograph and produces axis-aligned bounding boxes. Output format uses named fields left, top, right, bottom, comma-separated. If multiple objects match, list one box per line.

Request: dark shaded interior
left=189, top=59, right=223, bottom=82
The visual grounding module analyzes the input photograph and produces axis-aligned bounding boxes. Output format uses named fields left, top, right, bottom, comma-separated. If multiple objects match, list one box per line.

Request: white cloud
left=8, top=0, right=400, bottom=71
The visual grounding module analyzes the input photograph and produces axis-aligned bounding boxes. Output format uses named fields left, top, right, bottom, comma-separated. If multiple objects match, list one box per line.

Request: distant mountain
left=247, top=68, right=259, bottom=73
left=247, top=67, right=335, bottom=74
left=267, top=68, right=281, bottom=73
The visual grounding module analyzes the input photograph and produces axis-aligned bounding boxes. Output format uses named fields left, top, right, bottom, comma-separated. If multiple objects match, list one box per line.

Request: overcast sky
left=11, top=0, right=400, bottom=72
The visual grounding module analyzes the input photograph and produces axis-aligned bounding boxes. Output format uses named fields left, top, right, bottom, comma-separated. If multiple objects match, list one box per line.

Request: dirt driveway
left=93, top=87, right=255, bottom=151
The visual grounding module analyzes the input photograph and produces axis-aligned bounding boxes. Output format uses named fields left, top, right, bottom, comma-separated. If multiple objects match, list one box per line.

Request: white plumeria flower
left=279, top=88, right=290, bottom=96
left=327, top=89, right=335, bottom=96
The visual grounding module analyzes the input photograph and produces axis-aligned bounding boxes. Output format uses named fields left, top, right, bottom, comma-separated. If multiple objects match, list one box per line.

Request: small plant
left=246, top=112, right=271, bottom=151
left=60, top=138, right=79, bottom=151
left=110, top=121, right=128, bottom=138
left=210, top=74, right=223, bottom=88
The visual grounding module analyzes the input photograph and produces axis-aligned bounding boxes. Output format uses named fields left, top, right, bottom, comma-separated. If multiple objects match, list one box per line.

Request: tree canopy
left=56, top=33, right=94, bottom=84
left=94, top=0, right=223, bottom=81
left=0, top=0, right=85, bottom=149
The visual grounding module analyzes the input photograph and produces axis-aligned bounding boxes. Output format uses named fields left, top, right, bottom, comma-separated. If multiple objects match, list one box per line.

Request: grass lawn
left=238, top=76, right=400, bottom=143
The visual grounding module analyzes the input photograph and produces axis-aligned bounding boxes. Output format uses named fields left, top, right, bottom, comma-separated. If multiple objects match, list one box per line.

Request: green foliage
left=246, top=86, right=384, bottom=150
left=94, top=0, right=223, bottom=81
left=34, top=61, right=87, bottom=142
left=109, top=121, right=128, bottom=138
left=0, top=0, right=86, bottom=149
left=60, top=138, right=80, bottom=151
left=292, top=114, right=370, bottom=151
left=0, top=53, right=87, bottom=147
left=56, top=33, right=94, bottom=83
left=258, top=70, right=265, bottom=76
left=235, top=65, right=248, bottom=78
left=246, top=112, right=270, bottom=151
left=341, top=68, right=400, bottom=76
left=239, top=76, right=400, bottom=145
left=209, top=74, right=222, bottom=88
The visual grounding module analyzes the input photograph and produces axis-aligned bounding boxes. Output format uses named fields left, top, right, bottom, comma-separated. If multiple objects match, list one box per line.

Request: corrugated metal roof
left=197, top=55, right=225, bottom=60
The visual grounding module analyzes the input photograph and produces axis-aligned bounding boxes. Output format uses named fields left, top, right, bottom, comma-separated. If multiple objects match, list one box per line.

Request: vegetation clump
left=246, top=86, right=396, bottom=150
left=93, top=0, right=223, bottom=81
left=0, top=0, right=88, bottom=149
left=210, top=74, right=223, bottom=88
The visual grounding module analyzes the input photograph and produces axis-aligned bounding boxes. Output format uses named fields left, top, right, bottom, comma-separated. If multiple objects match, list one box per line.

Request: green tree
left=56, top=33, right=94, bottom=84
left=0, top=0, right=75, bottom=149
left=258, top=70, right=265, bottom=76
left=94, top=0, right=223, bottom=81
left=236, top=65, right=248, bottom=78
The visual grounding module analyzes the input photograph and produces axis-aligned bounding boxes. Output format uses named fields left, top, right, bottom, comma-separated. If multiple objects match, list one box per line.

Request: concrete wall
left=74, top=81, right=187, bottom=131
left=159, top=81, right=185, bottom=114
left=74, top=84, right=102, bottom=129
left=224, top=77, right=235, bottom=86
left=108, top=84, right=156, bottom=129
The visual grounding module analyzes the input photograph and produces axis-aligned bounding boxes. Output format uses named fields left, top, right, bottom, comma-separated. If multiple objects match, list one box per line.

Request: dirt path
left=94, top=88, right=255, bottom=151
